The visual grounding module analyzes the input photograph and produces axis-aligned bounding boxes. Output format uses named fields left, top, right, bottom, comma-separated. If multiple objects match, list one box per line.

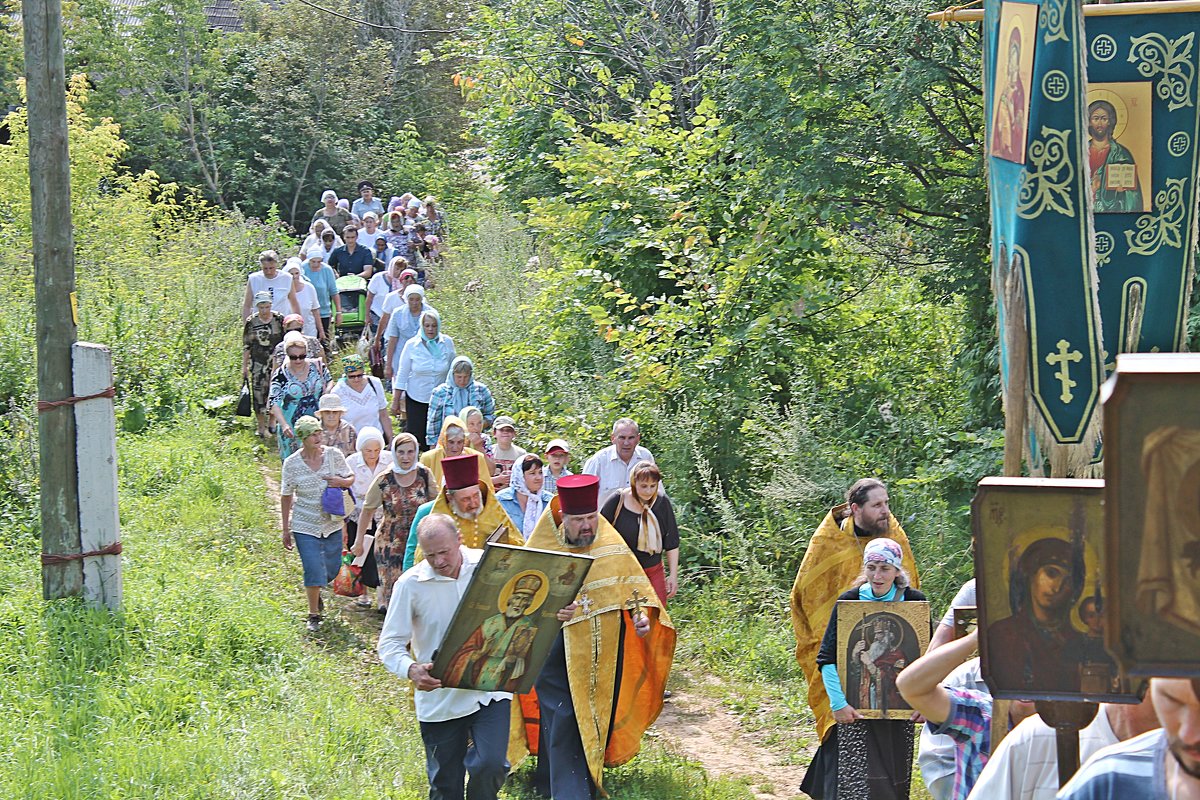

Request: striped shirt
left=926, top=688, right=992, bottom=800
left=1057, top=730, right=1167, bottom=799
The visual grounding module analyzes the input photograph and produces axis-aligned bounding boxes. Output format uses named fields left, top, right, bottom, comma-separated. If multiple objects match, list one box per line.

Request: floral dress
left=364, top=464, right=434, bottom=607
left=269, top=361, right=332, bottom=460
left=243, top=313, right=284, bottom=412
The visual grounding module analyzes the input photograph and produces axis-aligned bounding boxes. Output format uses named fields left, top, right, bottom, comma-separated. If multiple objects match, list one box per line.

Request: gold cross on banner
left=1046, top=339, right=1083, bottom=403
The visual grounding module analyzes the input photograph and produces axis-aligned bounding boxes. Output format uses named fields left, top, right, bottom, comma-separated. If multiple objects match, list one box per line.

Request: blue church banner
left=985, top=0, right=1104, bottom=463
left=1087, top=10, right=1200, bottom=368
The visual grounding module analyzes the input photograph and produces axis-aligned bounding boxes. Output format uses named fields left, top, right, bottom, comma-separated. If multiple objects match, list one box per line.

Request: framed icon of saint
left=836, top=600, right=930, bottom=720
left=430, top=543, right=593, bottom=694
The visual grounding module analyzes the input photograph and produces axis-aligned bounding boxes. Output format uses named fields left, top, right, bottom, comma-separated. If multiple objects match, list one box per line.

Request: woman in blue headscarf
left=425, top=355, right=496, bottom=448
left=393, top=308, right=456, bottom=448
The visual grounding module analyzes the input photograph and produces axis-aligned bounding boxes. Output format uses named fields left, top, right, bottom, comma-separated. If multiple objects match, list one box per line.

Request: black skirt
left=801, top=719, right=913, bottom=800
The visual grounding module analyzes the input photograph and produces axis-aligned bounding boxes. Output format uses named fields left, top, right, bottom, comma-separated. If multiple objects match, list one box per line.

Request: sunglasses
left=288, top=352, right=306, bottom=360
left=346, top=372, right=365, bottom=379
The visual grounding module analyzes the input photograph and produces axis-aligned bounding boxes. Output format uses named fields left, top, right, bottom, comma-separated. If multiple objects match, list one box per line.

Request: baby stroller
left=335, top=274, right=368, bottom=348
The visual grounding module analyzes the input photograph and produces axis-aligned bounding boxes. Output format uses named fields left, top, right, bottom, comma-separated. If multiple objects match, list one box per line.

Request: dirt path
left=653, top=673, right=807, bottom=799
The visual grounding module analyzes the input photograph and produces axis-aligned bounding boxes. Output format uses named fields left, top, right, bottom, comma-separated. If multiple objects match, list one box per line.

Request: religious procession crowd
left=239, top=180, right=680, bottom=800
left=237, top=183, right=1200, bottom=800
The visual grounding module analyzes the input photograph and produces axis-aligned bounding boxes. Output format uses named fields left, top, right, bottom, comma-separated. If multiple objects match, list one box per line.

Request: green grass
left=0, top=415, right=754, bottom=799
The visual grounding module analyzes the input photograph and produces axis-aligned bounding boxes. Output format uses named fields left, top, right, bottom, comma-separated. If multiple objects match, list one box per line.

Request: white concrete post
left=73, top=342, right=122, bottom=610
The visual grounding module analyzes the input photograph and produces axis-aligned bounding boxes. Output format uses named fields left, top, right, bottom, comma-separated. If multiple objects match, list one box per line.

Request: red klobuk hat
left=442, top=454, right=479, bottom=491
left=557, top=474, right=599, bottom=515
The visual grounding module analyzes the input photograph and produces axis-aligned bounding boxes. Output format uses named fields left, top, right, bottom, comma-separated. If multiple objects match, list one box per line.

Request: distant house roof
left=109, top=0, right=246, bottom=32
left=202, top=0, right=245, bottom=32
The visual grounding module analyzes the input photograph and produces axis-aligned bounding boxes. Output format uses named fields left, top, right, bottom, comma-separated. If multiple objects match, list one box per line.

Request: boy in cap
left=542, top=439, right=573, bottom=495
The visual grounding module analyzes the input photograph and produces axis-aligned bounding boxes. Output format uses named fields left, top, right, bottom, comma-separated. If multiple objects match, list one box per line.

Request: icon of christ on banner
left=990, top=2, right=1037, bottom=163
left=1087, top=83, right=1152, bottom=213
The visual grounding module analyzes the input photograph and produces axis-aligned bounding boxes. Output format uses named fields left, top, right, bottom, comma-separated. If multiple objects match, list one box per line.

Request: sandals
left=306, top=614, right=322, bottom=632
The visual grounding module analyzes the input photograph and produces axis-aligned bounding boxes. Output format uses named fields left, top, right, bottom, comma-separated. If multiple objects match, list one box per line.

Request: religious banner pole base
left=1035, top=700, right=1098, bottom=787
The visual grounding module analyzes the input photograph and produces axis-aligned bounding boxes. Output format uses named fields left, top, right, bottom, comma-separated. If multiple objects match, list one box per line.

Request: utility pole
left=24, top=0, right=81, bottom=598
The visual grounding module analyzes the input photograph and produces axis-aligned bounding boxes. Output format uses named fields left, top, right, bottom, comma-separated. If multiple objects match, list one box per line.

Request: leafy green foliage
left=0, top=78, right=290, bottom=418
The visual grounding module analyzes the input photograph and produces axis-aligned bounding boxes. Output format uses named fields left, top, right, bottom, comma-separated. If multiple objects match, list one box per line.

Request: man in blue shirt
left=328, top=226, right=374, bottom=278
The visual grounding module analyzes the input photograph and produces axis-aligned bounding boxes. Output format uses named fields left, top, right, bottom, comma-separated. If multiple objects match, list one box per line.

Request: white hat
left=306, top=247, right=325, bottom=261
left=363, top=211, right=378, bottom=221
left=545, top=438, right=571, bottom=454
left=402, top=284, right=425, bottom=299
left=316, top=394, right=347, bottom=414
left=253, top=290, right=272, bottom=306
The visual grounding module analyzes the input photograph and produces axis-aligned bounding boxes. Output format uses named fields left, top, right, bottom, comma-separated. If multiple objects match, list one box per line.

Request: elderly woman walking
left=358, top=432, right=435, bottom=612
left=312, top=189, right=352, bottom=236
left=316, top=394, right=357, bottom=457
left=420, top=415, right=493, bottom=491
left=329, top=355, right=392, bottom=443
left=271, top=315, right=323, bottom=375
left=269, top=332, right=333, bottom=460
left=242, top=291, right=284, bottom=438
left=382, top=284, right=433, bottom=381
left=393, top=309, right=455, bottom=447
left=345, top=426, right=393, bottom=610
left=425, top=355, right=496, bottom=448
left=280, top=415, right=355, bottom=632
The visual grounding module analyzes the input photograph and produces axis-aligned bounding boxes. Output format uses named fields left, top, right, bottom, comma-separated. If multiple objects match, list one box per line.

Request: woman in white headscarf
left=496, top=454, right=555, bottom=539
left=358, top=432, right=435, bottom=612
left=345, top=426, right=393, bottom=608
left=599, top=460, right=680, bottom=603
left=300, top=219, right=343, bottom=256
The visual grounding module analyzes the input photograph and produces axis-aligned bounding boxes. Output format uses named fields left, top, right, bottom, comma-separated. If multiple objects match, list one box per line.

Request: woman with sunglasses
left=269, top=331, right=334, bottom=460
left=330, top=354, right=394, bottom=444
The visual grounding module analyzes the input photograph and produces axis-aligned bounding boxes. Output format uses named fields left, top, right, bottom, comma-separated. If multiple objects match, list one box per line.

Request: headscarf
left=282, top=330, right=307, bottom=350
left=863, top=537, right=904, bottom=569
left=342, top=354, right=367, bottom=376
left=294, top=415, right=321, bottom=441
left=419, top=308, right=444, bottom=360
left=460, top=405, right=483, bottom=430
left=436, top=414, right=467, bottom=452
left=510, top=454, right=545, bottom=538
left=629, top=460, right=663, bottom=555
left=356, top=426, right=385, bottom=453
left=445, top=355, right=475, bottom=410
left=391, top=432, right=421, bottom=474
